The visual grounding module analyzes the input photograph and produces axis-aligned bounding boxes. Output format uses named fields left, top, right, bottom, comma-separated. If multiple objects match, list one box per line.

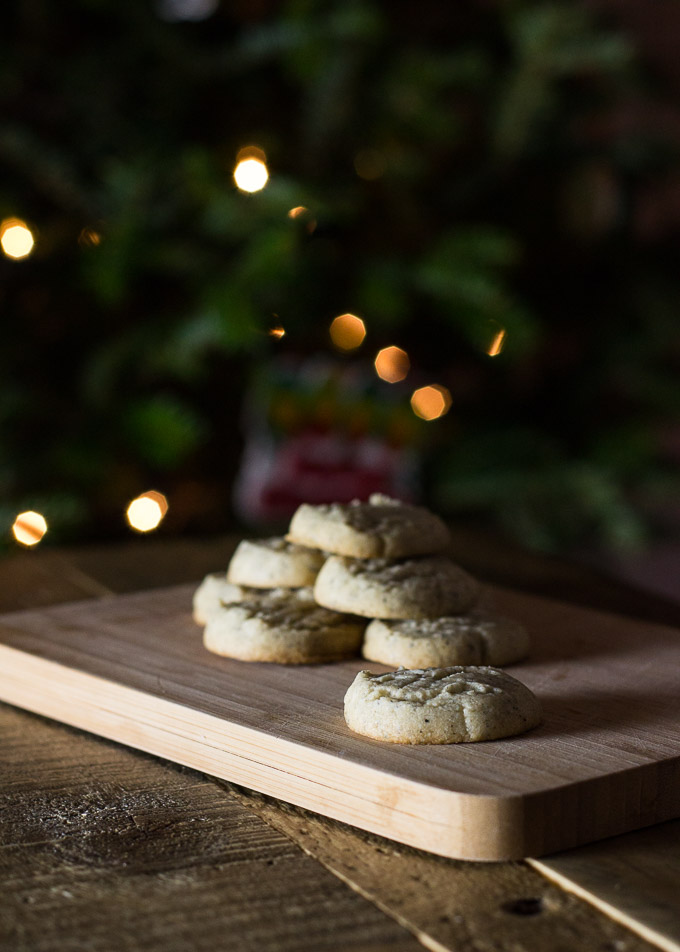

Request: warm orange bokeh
left=12, top=511, right=48, bottom=546
left=410, top=384, right=452, bottom=420
left=329, top=313, right=366, bottom=351
left=1, top=219, right=35, bottom=259
left=126, top=491, right=169, bottom=532
left=487, top=328, right=506, bottom=357
left=375, top=346, right=410, bottom=383
left=234, top=148, right=269, bottom=192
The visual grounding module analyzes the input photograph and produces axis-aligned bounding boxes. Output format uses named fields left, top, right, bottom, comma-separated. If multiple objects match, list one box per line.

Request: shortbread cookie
left=314, top=555, right=479, bottom=619
left=203, top=587, right=365, bottom=664
left=362, top=610, right=529, bottom=668
left=344, top=666, right=542, bottom=744
left=287, top=494, right=450, bottom=559
left=192, top=573, right=254, bottom=625
left=227, top=537, right=325, bottom=589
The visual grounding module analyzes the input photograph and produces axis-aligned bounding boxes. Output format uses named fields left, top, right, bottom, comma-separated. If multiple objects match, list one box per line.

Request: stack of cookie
left=194, top=495, right=532, bottom=670
left=193, top=495, right=541, bottom=743
left=288, top=494, right=530, bottom=670
left=194, top=537, right=366, bottom=664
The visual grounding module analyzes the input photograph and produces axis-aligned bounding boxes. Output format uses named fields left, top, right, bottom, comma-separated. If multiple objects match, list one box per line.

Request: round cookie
left=313, top=555, right=479, bottom=620
left=362, top=610, right=530, bottom=668
left=192, top=572, right=255, bottom=626
left=203, top=587, right=366, bottom=664
left=287, top=494, right=451, bottom=559
left=344, top=666, right=542, bottom=744
left=227, top=537, right=325, bottom=589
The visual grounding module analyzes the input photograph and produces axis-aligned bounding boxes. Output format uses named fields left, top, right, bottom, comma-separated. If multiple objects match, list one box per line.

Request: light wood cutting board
left=1, top=583, right=679, bottom=861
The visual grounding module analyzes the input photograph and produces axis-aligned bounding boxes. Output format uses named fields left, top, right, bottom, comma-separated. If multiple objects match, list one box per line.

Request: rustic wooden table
left=2, top=530, right=679, bottom=952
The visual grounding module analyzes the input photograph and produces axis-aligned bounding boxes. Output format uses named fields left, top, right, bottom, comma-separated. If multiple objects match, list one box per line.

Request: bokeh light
left=234, top=148, right=269, bottom=193
left=1, top=219, right=35, bottom=259
left=329, top=313, right=366, bottom=351
left=410, top=384, right=452, bottom=421
left=287, top=205, right=317, bottom=233
left=269, top=326, right=286, bottom=338
left=375, top=346, right=410, bottom=383
left=12, top=511, right=48, bottom=546
left=487, top=327, right=506, bottom=357
left=78, top=227, right=102, bottom=248
left=126, top=491, right=168, bottom=532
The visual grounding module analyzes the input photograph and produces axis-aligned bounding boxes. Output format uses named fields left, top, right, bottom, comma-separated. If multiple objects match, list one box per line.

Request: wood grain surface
left=1, top=703, right=422, bottom=952
left=533, top=822, right=680, bottom=952
left=2, top=580, right=680, bottom=861
left=2, top=536, right=679, bottom=952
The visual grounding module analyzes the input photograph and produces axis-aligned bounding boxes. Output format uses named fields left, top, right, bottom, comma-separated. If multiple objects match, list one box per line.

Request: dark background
left=2, top=0, right=680, bottom=566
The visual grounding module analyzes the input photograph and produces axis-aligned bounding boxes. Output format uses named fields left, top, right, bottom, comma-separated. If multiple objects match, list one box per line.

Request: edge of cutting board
left=2, top=583, right=680, bottom=861
left=0, top=642, right=530, bottom=861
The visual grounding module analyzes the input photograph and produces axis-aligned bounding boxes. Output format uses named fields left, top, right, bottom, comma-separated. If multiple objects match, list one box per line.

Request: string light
left=126, top=491, right=168, bottom=533
left=329, top=313, right=366, bottom=351
left=410, top=384, right=452, bottom=421
left=1, top=219, right=35, bottom=259
left=12, top=511, right=48, bottom=546
left=288, top=207, right=308, bottom=219
left=375, top=346, right=410, bottom=383
left=234, top=147, right=269, bottom=193
left=269, top=326, right=286, bottom=338
left=487, top=327, right=506, bottom=357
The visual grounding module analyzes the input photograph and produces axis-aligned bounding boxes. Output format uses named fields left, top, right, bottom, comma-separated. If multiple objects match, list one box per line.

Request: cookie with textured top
left=192, top=572, right=256, bottom=625
left=227, top=537, right=326, bottom=589
left=344, top=665, right=542, bottom=744
left=287, top=493, right=451, bottom=559
left=362, top=610, right=529, bottom=668
left=203, top=587, right=365, bottom=664
left=314, top=554, right=479, bottom=620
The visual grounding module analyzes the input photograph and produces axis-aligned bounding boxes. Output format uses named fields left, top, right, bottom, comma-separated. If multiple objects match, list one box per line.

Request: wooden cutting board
left=1, top=582, right=679, bottom=862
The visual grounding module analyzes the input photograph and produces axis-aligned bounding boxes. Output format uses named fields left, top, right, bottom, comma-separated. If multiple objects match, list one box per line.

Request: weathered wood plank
left=222, top=785, right=662, bottom=952
left=0, top=703, right=422, bottom=952
left=532, top=822, right=680, bottom=952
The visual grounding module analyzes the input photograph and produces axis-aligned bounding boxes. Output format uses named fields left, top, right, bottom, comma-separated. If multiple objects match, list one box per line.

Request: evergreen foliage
left=2, top=0, right=679, bottom=550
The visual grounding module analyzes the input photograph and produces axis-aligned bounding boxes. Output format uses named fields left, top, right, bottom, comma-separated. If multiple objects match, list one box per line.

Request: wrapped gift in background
left=233, top=354, right=422, bottom=526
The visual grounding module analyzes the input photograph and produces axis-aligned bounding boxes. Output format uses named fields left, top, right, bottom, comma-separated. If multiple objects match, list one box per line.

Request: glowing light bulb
left=329, top=313, right=366, bottom=351
left=126, top=491, right=168, bottom=532
left=12, top=511, right=48, bottom=546
left=410, top=384, right=452, bottom=421
left=234, top=151, right=269, bottom=193
left=269, top=326, right=286, bottom=338
left=1, top=219, right=35, bottom=259
left=375, top=346, right=410, bottom=383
